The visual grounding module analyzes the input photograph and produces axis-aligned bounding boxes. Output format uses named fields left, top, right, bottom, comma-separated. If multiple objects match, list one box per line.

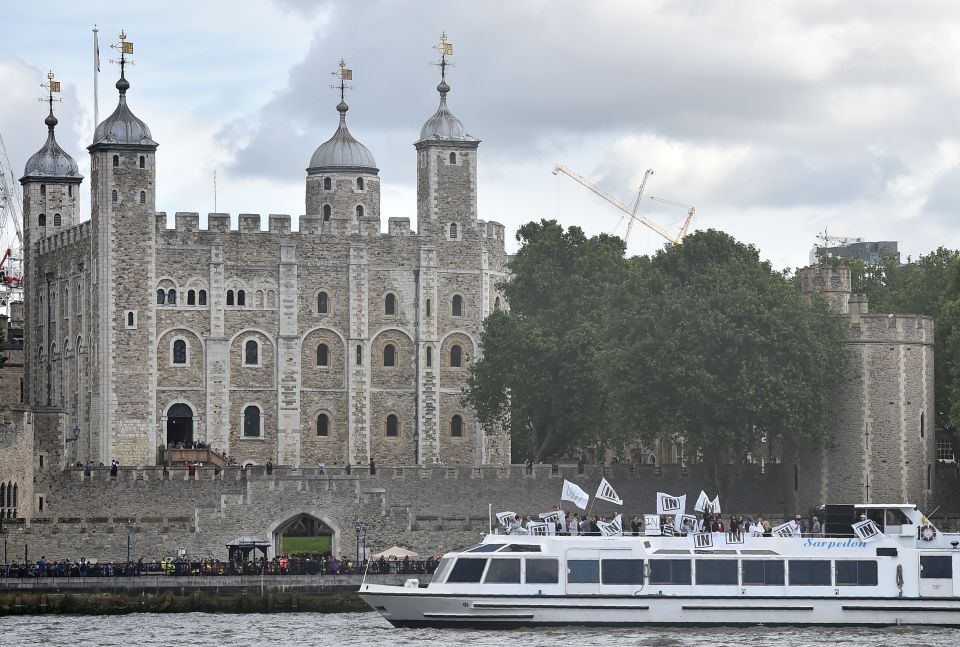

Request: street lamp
left=2, top=525, right=7, bottom=565
left=126, top=522, right=133, bottom=573
left=354, top=519, right=364, bottom=572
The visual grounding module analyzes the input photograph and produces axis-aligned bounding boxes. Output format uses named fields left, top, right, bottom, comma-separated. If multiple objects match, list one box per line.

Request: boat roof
left=852, top=503, right=916, bottom=509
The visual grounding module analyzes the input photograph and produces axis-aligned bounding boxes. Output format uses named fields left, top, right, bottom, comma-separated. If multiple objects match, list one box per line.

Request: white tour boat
left=360, top=503, right=960, bottom=627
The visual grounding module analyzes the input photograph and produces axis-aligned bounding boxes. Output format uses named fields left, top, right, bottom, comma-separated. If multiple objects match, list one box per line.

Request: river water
left=1, top=613, right=959, bottom=647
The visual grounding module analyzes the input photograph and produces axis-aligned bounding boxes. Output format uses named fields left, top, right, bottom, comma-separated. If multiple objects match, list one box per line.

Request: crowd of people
left=0, top=554, right=441, bottom=578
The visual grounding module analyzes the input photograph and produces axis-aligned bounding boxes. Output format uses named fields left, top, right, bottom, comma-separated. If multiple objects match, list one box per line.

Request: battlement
left=153, top=212, right=507, bottom=246
left=36, top=221, right=92, bottom=255
left=847, top=312, right=935, bottom=344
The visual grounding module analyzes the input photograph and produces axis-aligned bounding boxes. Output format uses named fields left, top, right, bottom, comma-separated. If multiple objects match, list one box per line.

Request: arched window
left=356, top=344, right=363, bottom=365
left=384, top=293, right=396, bottom=315
left=127, top=311, right=134, bottom=327
left=157, top=289, right=165, bottom=305
left=449, top=152, right=457, bottom=164
left=920, top=412, right=925, bottom=438
left=426, top=346, right=433, bottom=368
left=323, top=177, right=331, bottom=191
left=226, top=290, right=234, bottom=306
left=11, top=483, right=16, bottom=508
left=255, top=290, right=264, bottom=308
left=237, top=290, right=246, bottom=306
left=356, top=205, right=364, bottom=218
left=356, top=177, right=364, bottom=190
left=317, top=413, right=329, bottom=437
left=449, top=222, right=458, bottom=239
left=426, top=299, right=431, bottom=317
left=54, top=213, right=61, bottom=227
left=244, top=340, right=259, bottom=365
left=111, top=190, right=118, bottom=205
left=386, top=414, right=399, bottom=438
left=139, top=155, right=145, bottom=169
left=452, top=294, right=463, bottom=317
left=243, top=406, right=261, bottom=437
left=267, top=290, right=276, bottom=308
left=173, top=339, right=187, bottom=365
left=139, top=191, right=146, bottom=205
left=68, top=185, right=72, bottom=197
left=198, top=290, right=207, bottom=306
left=38, top=214, right=46, bottom=227
left=113, top=155, right=119, bottom=167
left=167, top=289, right=176, bottom=305
left=40, top=185, right=46, bottom=196
left=450, top=344, right=463, bottom=368
left=451, top=414, right=463, bottom=438
left=317, top=291, right=328, bottom=314
left=316, top=343, right=329, bottom=367
left=383, top=343, right=396, bottom=367
left=323, top=204, right=331, bottom=221
left=187, top=290, right=196, bottom=306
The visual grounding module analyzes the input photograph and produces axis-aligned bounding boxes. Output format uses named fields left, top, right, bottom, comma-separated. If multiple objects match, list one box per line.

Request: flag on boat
left=644, top=514, right=661, bottom=536
left=595, top=478, right=623, bottom=505
left=527, top=521, right=552, bottom=536
left=496, top=511, right=516, bottom=527
left=852, top=519, right=882, bottom=542
left=561, top=480, right=590, bottom=510
left=656, top=492, right=686, bottom=515
left=539, top=510, right=566, bottom=533
left=692, top=532, right=714, bottom=548
left=597, top=514, right=623, bottom=536
left=694, top=490, right=721, bottom=514
left=771, top=521, right=794, bottom=538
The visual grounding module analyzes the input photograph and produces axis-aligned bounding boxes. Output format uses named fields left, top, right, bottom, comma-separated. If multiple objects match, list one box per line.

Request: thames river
left=1, top=613, right=959, bottom=646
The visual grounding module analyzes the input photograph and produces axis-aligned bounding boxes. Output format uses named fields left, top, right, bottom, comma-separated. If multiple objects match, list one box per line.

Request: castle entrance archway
left=267, top=511, right=340, bottom=559
left=166, top=403, right=194, bottom=446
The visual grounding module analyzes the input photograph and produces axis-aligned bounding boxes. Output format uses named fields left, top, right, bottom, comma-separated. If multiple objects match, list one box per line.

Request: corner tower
left=415, top=33, right=479, bottom=239
left=87, top=32, right=159, bottom=465
left=305, top=60, right=380, bottom=233
left=19, top=71, right=83, bottom=408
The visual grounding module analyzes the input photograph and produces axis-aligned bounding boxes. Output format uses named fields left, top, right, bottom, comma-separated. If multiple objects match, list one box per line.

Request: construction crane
left=553, top=164, right=688, bottom=246
left=623, top=169, right=654, bottom=244
left=648, top=196, right=696, bottom=243
left=0, top=133, right=25, bottom=307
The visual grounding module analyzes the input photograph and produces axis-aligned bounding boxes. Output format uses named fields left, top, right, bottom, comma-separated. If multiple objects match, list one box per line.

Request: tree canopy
left=464, top=223, right=851, bottom=468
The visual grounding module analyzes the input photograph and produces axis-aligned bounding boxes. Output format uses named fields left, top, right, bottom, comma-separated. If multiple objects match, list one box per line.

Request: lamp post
left=354, top=519, right=364, bottom=572
left=126, top=521, right=133, bottom=573
left=2, top=525, right=7, bottom=565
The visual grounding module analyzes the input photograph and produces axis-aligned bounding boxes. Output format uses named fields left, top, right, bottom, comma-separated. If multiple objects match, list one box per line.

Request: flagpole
left=93, top=24, right=100, bottom=130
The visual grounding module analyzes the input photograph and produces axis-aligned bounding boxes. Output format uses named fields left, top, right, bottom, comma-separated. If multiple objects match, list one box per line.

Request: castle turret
left=305, top=60, right=380, bottom=232
left=86, top=32, right=158, bottom=465
left=415, top=34, right=479, bottom=239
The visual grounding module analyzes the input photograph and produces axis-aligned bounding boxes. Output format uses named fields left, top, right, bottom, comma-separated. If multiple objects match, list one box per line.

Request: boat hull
left=360, top=585, right=960, bottom=628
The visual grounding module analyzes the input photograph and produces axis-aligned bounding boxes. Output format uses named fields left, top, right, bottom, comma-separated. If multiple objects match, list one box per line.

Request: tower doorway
left=166, top=403, right=194, bottom=446
left=274, top=513, right=334, bottom=556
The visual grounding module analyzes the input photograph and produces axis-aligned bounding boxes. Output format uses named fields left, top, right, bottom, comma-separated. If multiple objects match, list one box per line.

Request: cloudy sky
left=3, top=0, right=960, bottom=269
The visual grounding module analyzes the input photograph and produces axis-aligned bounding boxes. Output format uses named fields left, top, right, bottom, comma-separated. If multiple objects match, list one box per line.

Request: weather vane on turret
left=330, top=59, right=353, bottom=103
left=108, top=30, right=135, bottom=80
left=431, top=31, right=454, bottom=82
left=39, top=70, right=62, bottom=116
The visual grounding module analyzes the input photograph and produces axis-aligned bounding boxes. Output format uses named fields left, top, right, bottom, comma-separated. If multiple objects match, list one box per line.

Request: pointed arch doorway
left=166, top=403, right=194, bottom=446
left=267, top=511, right=339, bottom=558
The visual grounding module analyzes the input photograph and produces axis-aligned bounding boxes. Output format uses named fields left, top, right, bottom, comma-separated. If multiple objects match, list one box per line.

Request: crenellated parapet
left=35, top=221, right=92, bottom=255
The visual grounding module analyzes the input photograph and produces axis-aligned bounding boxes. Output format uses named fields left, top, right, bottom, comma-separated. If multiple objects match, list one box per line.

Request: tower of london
left=19, top=43, right=511, bottom=470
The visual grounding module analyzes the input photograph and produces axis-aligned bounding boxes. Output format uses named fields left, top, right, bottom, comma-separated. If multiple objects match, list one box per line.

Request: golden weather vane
left=39, top=70, right=62, bottom=114
left=330, top=58, right=353, bottom=103
left=108, top=30, right=135, bottom=76
left=431, top=31, right=455, bottom=81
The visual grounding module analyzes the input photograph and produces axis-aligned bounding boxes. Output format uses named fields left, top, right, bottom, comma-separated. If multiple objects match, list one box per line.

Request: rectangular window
left=920, top=555, right=953, bottom=579
left=695, top=560, right=738, bottom=585
left=938, top=439, right=955, bottom=462
left=835, top=560, right=878, bottom=586
left=649, top=560, right=692, bottom=585
left=484, top=559, right=521, bottom=584
left=432, top=557, right=455, bottom=584
left=742, top=560, right=785, bottom=585
left=525, top=559, right=559, bottom=584
left=601, top=559, right=645, bottom=585
left=567, top=559, right=600, bottom=584
left=788, top=560, right=832, bottom=585
left=447, top=558, right=488, bottom=583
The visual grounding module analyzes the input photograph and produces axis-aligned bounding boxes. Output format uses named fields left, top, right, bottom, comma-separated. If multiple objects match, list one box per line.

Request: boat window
left=466, top=544, right=505, bottom=553
left=484, top=559, right=521, bottom=584
left=501, top=544, right=542, bottom=552
left=431, top=557, right=455, bottom=583
left=835, top=560, right=878, bottom=586
left=653, top=549, right=691, bottom=555
left=695, top=550, right=738, bottom=555
left=447, top=558, right=488, bottom=583
left=788, top=560, right=831, bottom=586
left=920, top=555, right=953, bottom=579
left=567, top=560, right=600, bottom=584
left=649, top=560, right=692, bottom=585
left=601, top=559, right=645, bottom=585
left=742, top=560, right=785, bottom=585
left=740, top=549, right=779, bottom=555
left=695, top=560, right=738, bottom=585
left=885, top=510, right=912, bottom=526
left=525, top=559, right=559, bottom=584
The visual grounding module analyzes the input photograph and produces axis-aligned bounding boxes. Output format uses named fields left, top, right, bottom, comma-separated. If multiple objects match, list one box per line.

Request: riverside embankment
left=0, top=573, right=408, bottom=614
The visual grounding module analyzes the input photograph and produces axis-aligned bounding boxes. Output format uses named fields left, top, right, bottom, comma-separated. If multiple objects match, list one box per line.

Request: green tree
left=604, top=230, right=850, bottom=486
left=463, top=220, right=627, bottom=462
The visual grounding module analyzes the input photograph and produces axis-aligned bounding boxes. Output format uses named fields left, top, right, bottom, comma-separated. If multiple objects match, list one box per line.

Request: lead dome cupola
left=308, top=101, right=377, bottom=173
left=90, top=69, right=156, bottom=148
left=23, top=111, right=81, bottom=180
left=417, top=79, right=477, bottom=144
